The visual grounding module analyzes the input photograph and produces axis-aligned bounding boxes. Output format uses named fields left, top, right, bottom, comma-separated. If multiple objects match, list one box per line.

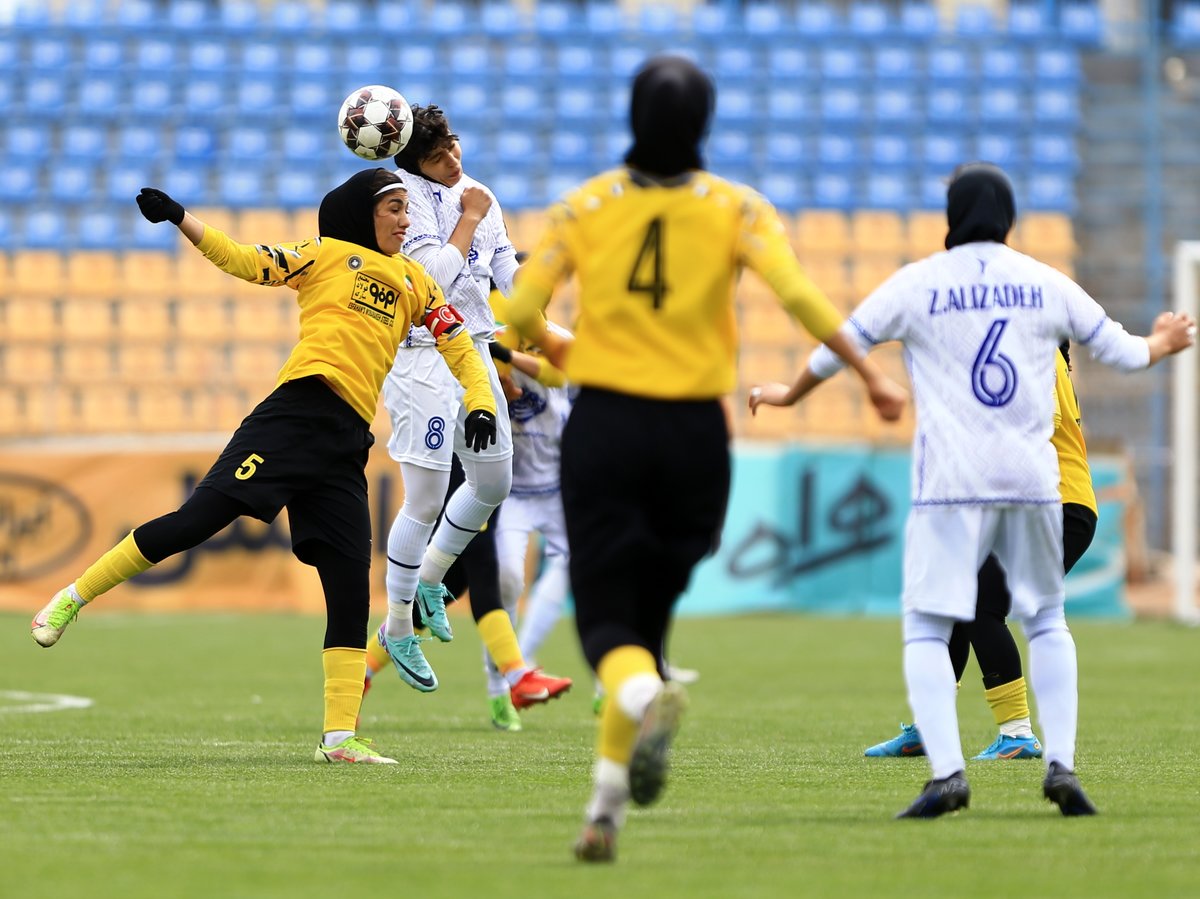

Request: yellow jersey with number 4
left=507, top=168, right=845, bottom=400
left=1052, top=349, right=1096, bottom=513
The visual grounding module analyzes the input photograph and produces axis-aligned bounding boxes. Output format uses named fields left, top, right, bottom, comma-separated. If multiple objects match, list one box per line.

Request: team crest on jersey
left=348, top=271, right=400, bottom=324
left=509, top=386, right=548, bottom=423
left=347, top=255, right=364, bottom=270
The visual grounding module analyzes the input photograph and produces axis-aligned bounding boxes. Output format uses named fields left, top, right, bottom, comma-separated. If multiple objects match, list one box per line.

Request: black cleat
left=574, top=817, right=617, bottom=863
left=896, top=770, right=971, bottom=819
left=1043, top=761, right=1097, bottom=816
left=629, top=682, right=688, bottom=806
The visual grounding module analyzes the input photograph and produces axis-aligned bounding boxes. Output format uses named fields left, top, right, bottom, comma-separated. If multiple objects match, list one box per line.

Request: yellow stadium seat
left=292, top=207, right=320, bottom=237
left=114, top=343, right=171, bottom=383
left=2, top=343, right=57, bottom=385
left=905, top=210, right=946, bottom=259
left=230, top=343, right=287, bottom=390
left=508, top=210, right=547, bottom=251
left=119, top=252, right=176, bottom=297
left=15, top=385, right=71, bottom=436
left=796, top=380, right=866, bottom=439
left=738, top=347, right=798, bottom=390
left=77, top=385, right=136, bottom=434
left=794, top=210, right=852, bottom=256
left=60, top=298, right=118, bottom=341
left=176, top=299, right=230, bottom=340
left=171, top=343, right=224, bottom=384
left=2, top=296, right=57, bottom=341
left=850, top=257, right=902, bottom=299
left=0, top=387, right=22, bottom=437
left=230, top=296, right=295, bottom=340
left=134, top=386, right=191, bottom=432
left=11, top=251, right=66, bottom=297
left=59, top=342, right=114, bottom=383
left=65, top=252, right=121, bottom=298
left=117, top=299, right=173, bottom=341
left=238, top=210, right=295, bottom=245
left=1014, top=213, right=1076, bottom=258
left=0, top=253, right=11, bottom=294
left=174, top=245, right=230, bottom=298
left=742, top=304, right=803, bottom=350
left=212, top=386, right=253, bottom=431
left=851, top=210, right=906, bottom=257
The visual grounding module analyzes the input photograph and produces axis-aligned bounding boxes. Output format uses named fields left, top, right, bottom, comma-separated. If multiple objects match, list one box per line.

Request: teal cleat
left=380, top=625, right=438, bottom=693
left=415, top=581, right=454, bottom=642
left=972, top=733, right=1042, bottom=760
left=864, top=723, right=926, bottom=758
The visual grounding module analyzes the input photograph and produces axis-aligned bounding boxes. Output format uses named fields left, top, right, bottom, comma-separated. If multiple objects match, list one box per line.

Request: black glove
left=464, top=410, right=497, bottom=452
left=136, top=188, right=185, bottom=226
left=488, top=341, right=513, bottom=364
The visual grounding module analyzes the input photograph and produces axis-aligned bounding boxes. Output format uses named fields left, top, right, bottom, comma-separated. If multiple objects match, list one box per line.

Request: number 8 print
left=972, top=319, right=1017, bottom=407
left=424, top=416, right=446, bottom=450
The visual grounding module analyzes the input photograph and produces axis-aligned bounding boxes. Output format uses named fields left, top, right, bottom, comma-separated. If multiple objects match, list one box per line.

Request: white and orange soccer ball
left=337, top=85, right=413, bottom=161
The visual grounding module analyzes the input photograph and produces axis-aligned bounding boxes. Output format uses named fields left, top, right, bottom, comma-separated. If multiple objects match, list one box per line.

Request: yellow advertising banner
left=0, top=439, right=405, bottom=615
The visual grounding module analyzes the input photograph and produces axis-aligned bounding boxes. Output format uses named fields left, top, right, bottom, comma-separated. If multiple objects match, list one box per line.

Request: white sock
left=585, top=758, right=630, bottom=827
left=503, top=665, right=532, bottom=687
left=903, top=611, right=964, bottom=780
left=322, top=729, right=354, bottom=746
left=999, top=717, right=1034, bottom=739
left=68, top=583, right=87, bottom=605
left=517, top=558, right=569, bottom=660
left=420, top=486, right=498, bottom=583
left=386, top=511, right=435, bottom=637
left=483, top=647, right=509, bottom=698
left=1023, top=612, right=1078, bottom=771
left=616, top=672, right=662, bottom=722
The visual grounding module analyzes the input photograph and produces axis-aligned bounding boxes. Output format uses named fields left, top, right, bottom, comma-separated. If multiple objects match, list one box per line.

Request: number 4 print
left=628, top=217, right=668, bottom=309
left=972, top=319, right=1017, bottom=407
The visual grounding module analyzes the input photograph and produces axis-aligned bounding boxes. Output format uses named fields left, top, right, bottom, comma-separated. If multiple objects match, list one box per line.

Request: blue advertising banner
left=678, top=443, right=1128, bottom=619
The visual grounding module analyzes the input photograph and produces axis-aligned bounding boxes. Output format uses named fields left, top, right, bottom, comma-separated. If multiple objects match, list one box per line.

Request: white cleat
left=31, top=587, right=85, bottom=648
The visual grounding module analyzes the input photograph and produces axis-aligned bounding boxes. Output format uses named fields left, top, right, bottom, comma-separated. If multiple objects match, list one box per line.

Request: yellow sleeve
left=532, top=356, right=567, bottom=388
left=506, top=203, right=573, bottom=342
left=436, top=330, right=497, bottom=416
left=735, top=192, right=844, bottom=342
left=196, top=225, right=318, bottom=290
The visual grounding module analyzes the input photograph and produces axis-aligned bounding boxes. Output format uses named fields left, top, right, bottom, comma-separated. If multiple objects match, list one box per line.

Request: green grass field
left=2, top=611, right=1198, bottom=899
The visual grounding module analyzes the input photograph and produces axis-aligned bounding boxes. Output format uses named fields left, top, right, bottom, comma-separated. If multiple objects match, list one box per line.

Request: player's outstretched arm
left=748, top=369, right=824, bottom=416
left=822, top=331, right=908, bottom=422
left=1145, top=311, right=1197, bottom=365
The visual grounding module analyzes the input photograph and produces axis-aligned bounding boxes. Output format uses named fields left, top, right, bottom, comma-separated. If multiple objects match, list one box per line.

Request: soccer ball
left=337, top=85, right=413, bottom=161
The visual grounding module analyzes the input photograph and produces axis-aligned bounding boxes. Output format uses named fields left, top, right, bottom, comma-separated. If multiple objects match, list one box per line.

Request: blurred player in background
left=751, top=162, right=1195, bottom=819
left=506, top=54, right=907, bottom=861
left=31, top=169, right=496, bottom=764
left=374, top=104, right=570, bottom=708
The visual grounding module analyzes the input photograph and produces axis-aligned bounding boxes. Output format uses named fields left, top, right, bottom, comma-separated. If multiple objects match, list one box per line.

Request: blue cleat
left=415, top=581, right=454, bottom=642
left=380, top=624, right=438, bottom=693
left=865, top=723, right=926, bottom=758
left=972, top=733, right=1042, bottom=760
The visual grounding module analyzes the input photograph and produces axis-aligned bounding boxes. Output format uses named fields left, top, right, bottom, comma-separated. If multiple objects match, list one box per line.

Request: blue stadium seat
left=812, top=172, right=856, bottom=210
left=557, top=42, right=603, bottom=81
left=83, top=37, right=124, bottom=72
left=481, top=1, right=526, bottom=38
left=870, top=133, right=913, bottom=169
left=392, top=44, right=437, bottom=80
left=873, top=43, right=920, bottom=82
left=0, top=37, right=16, bottom=73
left=270, top=0, right=310, bottom=35
left=586, top=3, right=628, bottom=36
left=5, top=125, right=43, bottom=161
left=294, top=43, right=337, bottom=76
left=874, top=86, right=918, bottom=124
left=713, top=43, right=758, bottom=80
left=821, top=46, right=866, bottom=83
left=127, top=78, right=174, bottom=118
left=241, top=40, right=284, bottom=75
left=278, top=128, right=324, bottom=167
left=978, top=86, right=1023, bottom=126
left=549, top=131, right=596, bottom=168
left=0, top=78, right=13, bottom=116
left=899, top=1, right=940, bottom=39
left=105, top=164, right=153, bottom=204
left=168, top=0, right=210, bottom=31
left=955, top=5, right=996, bottom=38
left=866, top=172, right=913, bottom=209
left=73, top=125, right=110, bottom=160
left=976, top=133, right=1023, bottom=169
left=760, top=173, right=805, bottom=211
left=117, top=126, right=164, bottom=162
left=503, top=42, right=546, bottom=77
left=927, top=45, right=973, bottom=81
left=183, top=78, right=228, bottom=119
left=134, top=38, right=176, bottom=73
left=767, top=84, right=815, bottom=124
left=324, top=0, right=364, bottom=34
left=1007, top=2, right=1053, bottom=41
left=640, top=4, right=678, bottom=34
left=817, top=132, right=861, bottom=170
left=80, top=76, right=122, bottom=119
left=163, top=169, right=208, bottom=208
left=1026, top=172, right=1076, bottom=212
left=980, top=46, right=1026, bottom=83
left=603, top=130, right=632, bottom=165
left=555, top=85, right=598, bottom=125
left=277, top=169, right=323, bottom=209
left=289, top=78, right=337, bottom=121
left=232, top=78, right=279, bottom=118
left=29, top=37, right=72, bottom=72
left=926, top=86, right=972, bottom=125
left=764, top=132, right=807, bottom=167
left=23, top=206, right=71, bottom=249
left=0, top=164, right=39, bottom=202
left=718, top=83, right=758, bottom=126
left=130, top=212, right=178, bottom=250
left=217, top=169, right=268, bottom=208
left=224, top=126, right=273, bottom=163
left=744, top=3, right=794, bottom=37
left=848, top=2, right=892, bottom=37
left=1171, top=2, right=1200, bottom=46
left=610, top=44, right=647, bottom=79
left=1034, top=47, right=1082, bottom=83
left=115, top=0, right=157, bottom=32
left=449, top=40, right=492, bottom=77
left=23, top=76, right=62, bottom=112
left=1029, top=133, right=1081, bottom=170
left=918, top=170, right=949, bottom=208
left=709, top=131, right=755, bottom=169
left=78, top=208, right=126, bottom=250
left=375, top=1, right=419, bottom=34
left=1059, top=2, right=1104, bottom=46
left=796, top=2, right=841, bottom=38
left=396, top=77, right=437, bottom=109
left=533, top=1, right=578, bottom=37
left=446, top=82, right=492, bottom=125
left=57, top=0, right=105, bottom=30
left=219, top=1, right=260, bottom=34
left=0, top=208, right=13, bottom=247
left=499, top=81, right=546, bottom=125
left=820, top=87, right=864, bottom=123
left=767, top=46, right=814, bottom=81
left=691, top=4, right=738, bottom=37
left=175, top=125, right=218, bottom=163
left=426, top=2, right=473, bottom=36
left=189, top=40, right=230, bottom=74
left=11, top=0, right=51, bottom=30
left=546, top=169, right=594, bottom=203
left=49, top=164, right=98, bottom=202
left=1033, top=87, right=1081, bottom=125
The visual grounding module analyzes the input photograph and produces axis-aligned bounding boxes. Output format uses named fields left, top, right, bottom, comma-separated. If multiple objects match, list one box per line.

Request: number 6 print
left=972, top=319, right=1017, bottom=407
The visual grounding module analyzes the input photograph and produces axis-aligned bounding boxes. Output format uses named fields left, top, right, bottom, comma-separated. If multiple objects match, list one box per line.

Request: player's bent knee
left=902, top=610, right=956, bottom=645
left=1018, top=605, right=1070, bottom=642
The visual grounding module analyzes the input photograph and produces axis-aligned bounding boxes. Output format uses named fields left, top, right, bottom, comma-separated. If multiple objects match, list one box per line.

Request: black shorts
left=198, top=376, right=375, bottom=565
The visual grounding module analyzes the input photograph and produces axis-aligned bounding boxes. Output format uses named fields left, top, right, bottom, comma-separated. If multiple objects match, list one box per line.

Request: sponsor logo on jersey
left=348, top=272, right=401, bottom=325
left=347, top=255, right=364, bottom=271
left=0, top=473, right=92, bottom=580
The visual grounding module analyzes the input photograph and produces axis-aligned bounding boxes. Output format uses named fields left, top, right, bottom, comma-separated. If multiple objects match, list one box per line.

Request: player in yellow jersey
left=30, top=168, right=496, bottom=764
left=504, top=55, right=908, bottom=861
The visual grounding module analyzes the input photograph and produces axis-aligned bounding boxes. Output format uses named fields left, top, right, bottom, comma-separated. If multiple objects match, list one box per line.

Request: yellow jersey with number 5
left=507, top=168, right=845, bottom=400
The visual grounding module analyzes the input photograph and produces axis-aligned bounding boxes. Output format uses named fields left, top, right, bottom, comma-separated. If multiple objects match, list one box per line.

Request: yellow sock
left=365, top=629, right=389, bottom=678
left=984, top=677, right=1030, bottom=726
left=596, top=645, right=659, bottom=765
left=322, top=647, right=366, bottom=735
left=75, top=531, right=152, bottom=602
left=477, top=608, right=526, bottom=674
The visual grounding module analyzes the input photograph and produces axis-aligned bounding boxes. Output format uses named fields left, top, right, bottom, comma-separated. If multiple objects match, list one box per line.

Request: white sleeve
left=807, top=267, right=913, bottom=379
left=1062, top=278, right=1150, bottom=372
left=407, top=242, right=465, bottom=292
left=490, top=243, right=519, bottom=297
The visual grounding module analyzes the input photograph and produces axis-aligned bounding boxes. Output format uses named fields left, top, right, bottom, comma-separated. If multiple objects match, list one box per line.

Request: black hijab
left=318, top=168, right=403, bottom=254
left=624, top=55, right=715, bottom=178
left=944, top=163, right=1016, bottom=250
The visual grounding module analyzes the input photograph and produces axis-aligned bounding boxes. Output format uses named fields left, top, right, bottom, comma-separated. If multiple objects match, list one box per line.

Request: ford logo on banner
left=0, top=473, right=92, bottom=581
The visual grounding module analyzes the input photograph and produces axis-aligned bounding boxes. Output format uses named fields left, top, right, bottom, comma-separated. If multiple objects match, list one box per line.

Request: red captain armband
left=424, top=304, right=466, bottom=340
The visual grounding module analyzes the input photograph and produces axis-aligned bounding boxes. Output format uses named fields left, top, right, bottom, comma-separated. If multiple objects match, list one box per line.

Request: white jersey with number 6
left=810, top=241, right=1150, bottom=507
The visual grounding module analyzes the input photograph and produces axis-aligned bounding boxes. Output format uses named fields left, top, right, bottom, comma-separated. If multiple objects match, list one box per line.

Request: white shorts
left=495, top=491, right=569, bottom=559
left=383, top=340, right=514, bottom=470
left=902, top=504, right=1064, bottom=621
